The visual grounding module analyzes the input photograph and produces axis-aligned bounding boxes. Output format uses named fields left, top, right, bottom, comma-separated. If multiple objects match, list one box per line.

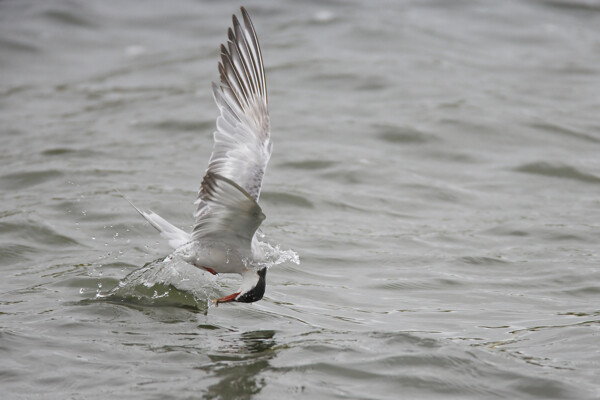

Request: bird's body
left=129, top=7, right=273, bottom=304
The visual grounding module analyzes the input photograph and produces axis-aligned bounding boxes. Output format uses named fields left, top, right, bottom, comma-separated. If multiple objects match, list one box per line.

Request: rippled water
left=2, top=0, right=600, bottom=398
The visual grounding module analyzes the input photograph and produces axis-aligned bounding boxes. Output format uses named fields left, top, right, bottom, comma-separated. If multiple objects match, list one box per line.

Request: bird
left=128, top=7, right=273, bottom=305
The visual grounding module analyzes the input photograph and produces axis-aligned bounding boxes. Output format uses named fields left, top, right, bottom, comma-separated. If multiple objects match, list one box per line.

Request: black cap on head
left=235, top=267, right=267, bottom=303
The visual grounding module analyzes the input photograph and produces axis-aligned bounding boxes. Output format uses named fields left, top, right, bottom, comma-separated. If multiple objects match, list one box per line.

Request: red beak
left=212, top=292, right=241, bottom=305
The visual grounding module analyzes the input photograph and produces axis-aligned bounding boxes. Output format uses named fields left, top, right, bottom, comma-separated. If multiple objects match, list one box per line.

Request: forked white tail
left=120, top=192, right=191, bottom=249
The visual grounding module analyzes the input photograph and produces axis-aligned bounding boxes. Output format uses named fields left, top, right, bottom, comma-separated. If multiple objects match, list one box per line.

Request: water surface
left=1, top=0, right=600, bottom=398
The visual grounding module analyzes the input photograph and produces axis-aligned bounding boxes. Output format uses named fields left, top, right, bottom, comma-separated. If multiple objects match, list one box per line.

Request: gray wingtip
left=240, top=7, right=252, bottom=28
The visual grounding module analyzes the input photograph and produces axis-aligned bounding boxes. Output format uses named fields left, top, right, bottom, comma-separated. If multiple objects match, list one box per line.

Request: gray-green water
left=2, top=0, right=600, bottom=399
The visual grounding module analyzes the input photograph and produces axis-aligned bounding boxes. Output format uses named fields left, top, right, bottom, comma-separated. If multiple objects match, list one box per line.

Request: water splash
left=98, top=255, right=220, bottom=310
left=98, top=241, right=299, bottom=310
left=256, top=241, right=300, bottom=268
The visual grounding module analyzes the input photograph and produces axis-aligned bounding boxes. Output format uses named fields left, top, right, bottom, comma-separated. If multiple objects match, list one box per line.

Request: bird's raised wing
left=193, top=7, right=271, bottom=242
left=193, top=172, right=265, bottom=243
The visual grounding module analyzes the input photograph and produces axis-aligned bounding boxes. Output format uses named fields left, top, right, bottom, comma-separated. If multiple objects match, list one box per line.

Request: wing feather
left=193, top=172, right=265, bottom=243
left=193, top=7, right=270, bottom=242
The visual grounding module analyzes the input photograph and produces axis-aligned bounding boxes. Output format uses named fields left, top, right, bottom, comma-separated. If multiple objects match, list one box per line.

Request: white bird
left=129, top=7, right=273, bottom=304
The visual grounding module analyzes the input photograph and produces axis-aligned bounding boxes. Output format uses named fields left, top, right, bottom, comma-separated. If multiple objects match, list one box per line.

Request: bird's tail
left=119, top=192, right=191, bottom=249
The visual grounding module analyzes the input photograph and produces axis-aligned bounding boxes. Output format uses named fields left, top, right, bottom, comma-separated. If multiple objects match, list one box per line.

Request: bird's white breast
left=177, top=240, right=253, bottom=275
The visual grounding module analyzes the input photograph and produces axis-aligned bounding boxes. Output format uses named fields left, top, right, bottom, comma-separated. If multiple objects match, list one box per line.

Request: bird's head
left=213, top=267, right=267, bottom=305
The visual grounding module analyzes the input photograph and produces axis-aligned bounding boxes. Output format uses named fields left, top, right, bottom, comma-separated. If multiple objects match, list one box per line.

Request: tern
left=129, top=7, right=273, bottom=304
